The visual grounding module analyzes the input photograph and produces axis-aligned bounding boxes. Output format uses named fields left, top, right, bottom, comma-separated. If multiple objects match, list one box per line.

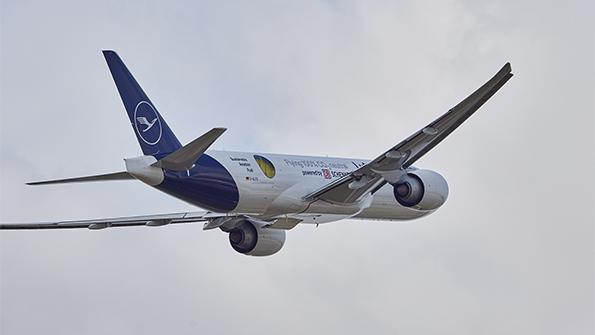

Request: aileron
left=305, top=62, right=513, bottom=204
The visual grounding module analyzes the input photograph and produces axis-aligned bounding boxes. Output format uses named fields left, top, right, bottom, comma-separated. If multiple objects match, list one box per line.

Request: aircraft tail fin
left=102, top=50, right=182, bottom=156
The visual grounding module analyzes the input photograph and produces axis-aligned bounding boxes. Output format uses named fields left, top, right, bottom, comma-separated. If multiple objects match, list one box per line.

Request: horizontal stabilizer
left=152, top=128, right=226, bottom=171
left=27, top=171, right=133, bottom=185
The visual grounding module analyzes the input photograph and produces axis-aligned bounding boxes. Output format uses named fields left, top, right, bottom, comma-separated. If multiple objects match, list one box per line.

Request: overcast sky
left=1, top=1, right=593, bottom=334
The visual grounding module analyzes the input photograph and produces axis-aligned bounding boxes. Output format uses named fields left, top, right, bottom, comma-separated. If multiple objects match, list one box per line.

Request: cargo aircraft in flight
left=0, top=51, right=513, bottom=256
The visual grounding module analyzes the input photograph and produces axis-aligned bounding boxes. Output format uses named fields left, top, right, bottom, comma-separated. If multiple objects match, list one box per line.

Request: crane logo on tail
left=136, top=117, right=158, bottom=132
left=134, top=101, right=162, bottom=145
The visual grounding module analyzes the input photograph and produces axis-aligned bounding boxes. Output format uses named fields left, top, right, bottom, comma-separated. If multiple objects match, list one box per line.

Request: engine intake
left=228, top=220, right=285, bottom=256
left=392, top=170, right=449, bottom=210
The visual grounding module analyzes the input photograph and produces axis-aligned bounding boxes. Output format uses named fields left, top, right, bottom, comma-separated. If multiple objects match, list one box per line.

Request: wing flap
left=0, top=211, right=212, bottom=230
left=305, top=63, right=513, bottom=204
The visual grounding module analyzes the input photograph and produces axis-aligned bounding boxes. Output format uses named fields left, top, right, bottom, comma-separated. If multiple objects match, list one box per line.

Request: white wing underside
left=0, top=211, right=214, bottom=230
left=0, top=212, right=301, bottom=231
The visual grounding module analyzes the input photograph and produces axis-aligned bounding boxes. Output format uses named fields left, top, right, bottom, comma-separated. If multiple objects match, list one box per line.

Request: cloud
left=1, top=1, right=593, bottom=334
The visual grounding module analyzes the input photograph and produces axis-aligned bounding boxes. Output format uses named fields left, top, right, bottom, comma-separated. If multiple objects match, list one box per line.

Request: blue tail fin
left=103, top=50, right=182, bottom=156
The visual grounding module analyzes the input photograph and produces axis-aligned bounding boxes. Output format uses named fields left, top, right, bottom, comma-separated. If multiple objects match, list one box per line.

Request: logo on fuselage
left=254, top=155, right=276, bottom=178
left=134, top=101, right=162, bottom=145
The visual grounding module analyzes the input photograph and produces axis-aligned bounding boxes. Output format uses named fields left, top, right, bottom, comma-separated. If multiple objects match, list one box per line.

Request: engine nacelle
left=228, top=219, right=286, bottom=256
left=392, top=169, right=449, bottom=211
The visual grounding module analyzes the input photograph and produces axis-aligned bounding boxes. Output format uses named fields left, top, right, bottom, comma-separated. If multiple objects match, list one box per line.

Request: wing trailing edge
left=0, top=211, right=212, bottom=230
left=304, top=62, right=513, bottom=204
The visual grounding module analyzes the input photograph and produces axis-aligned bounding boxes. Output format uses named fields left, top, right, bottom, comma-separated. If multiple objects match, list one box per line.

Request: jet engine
left=392, top=169, right=449, bottom=211
left=228, top=219, right=286, bottom=256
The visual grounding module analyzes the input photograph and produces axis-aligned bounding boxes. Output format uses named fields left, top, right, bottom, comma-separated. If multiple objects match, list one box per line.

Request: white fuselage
left=206, top=150, right=436, bottom=224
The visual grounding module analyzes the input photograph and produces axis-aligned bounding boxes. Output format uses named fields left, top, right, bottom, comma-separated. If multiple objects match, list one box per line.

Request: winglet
left=152, top=128, right=227, bottom=171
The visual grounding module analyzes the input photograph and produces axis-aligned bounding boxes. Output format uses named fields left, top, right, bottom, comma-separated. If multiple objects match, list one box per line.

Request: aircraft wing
left=305, top=63, right=513, bottom=204
left=0, top=211, right=215, bottom=230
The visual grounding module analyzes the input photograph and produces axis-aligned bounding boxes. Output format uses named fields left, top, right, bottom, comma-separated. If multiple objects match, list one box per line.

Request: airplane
left=0, top=51, right=513, bottom=256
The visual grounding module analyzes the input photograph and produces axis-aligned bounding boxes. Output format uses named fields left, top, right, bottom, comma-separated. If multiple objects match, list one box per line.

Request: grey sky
left=1, top=0, right=593, bottom=334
